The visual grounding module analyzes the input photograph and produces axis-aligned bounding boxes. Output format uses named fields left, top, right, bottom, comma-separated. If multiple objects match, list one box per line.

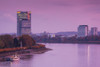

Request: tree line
left=0, top=34, right=36, bottom=49
left=33, top=35, right=100, bottom=43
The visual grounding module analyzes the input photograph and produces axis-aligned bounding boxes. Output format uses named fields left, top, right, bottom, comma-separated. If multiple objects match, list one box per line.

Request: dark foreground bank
left=0, top=46, right=51, bottom=61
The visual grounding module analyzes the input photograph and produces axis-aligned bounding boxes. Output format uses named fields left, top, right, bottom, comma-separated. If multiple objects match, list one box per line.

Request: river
left=0, top=43, right=100, bottom=67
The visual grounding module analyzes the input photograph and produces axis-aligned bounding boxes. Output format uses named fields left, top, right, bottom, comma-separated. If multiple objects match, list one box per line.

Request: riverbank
left=0, top=43, right=46, bottom=53
left=0, top=47, right=51, bottom=61
left=37, top=41, right=100, bottom=44
left=0, top=47, right=51, bottom=56
left=0, top=43, right=52, bottom=61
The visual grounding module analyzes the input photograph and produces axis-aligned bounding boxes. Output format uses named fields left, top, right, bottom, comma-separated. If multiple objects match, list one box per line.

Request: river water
left=0, top=43, right=100, bottom=67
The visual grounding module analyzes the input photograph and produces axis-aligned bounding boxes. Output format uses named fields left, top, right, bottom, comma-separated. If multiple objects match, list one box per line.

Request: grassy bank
left=0, top=44, right=46, bottom=53
left=0, top=44, right=52, bottom=61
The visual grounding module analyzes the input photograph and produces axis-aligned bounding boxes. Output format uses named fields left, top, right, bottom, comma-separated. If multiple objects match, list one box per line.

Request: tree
left=0, top=34, right=14, bottom=48
left=0, top=40, right=5, bottom=49
left=13, top=37, right=20, bottom=47
left=19, top=35, right=36, bottom=47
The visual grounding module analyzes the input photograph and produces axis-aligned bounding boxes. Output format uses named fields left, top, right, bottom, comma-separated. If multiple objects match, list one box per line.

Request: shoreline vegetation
left=38, top=41, right=100, bottom=44
left=37, top=41, right=100, bottom=44
left=0, top=34, right=51, bottom=60
left=0, top=44, right=47, bottom=53
left=33, top=35, right=100, bottom=44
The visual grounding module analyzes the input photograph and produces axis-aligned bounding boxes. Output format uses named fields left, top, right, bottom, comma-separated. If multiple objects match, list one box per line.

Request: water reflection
left=1, top=44, right=100, bottom=67
left=0, top=61, right=11, bottom=67
left=77, top=44, right=89, bottom=67
left=0, top=54, right=34, bottom=67
left=77, top=44, right=100, bottom=67
left=20, top=54, right=33, bottom=60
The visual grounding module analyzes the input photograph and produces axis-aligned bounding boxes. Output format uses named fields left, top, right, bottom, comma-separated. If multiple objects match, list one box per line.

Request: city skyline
left=0, top=0, right=100, bottom=33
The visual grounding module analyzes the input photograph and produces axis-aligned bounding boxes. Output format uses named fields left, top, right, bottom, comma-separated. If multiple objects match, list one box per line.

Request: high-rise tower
left=78, top=25, right=88, bottom=37
left=91, top=27, right=98, bottom=36
left=17, top=11, right=31, bottom=36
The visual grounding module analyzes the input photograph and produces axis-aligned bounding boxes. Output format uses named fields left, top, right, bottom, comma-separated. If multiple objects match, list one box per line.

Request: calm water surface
left=0, top=43, right=100, bottom=67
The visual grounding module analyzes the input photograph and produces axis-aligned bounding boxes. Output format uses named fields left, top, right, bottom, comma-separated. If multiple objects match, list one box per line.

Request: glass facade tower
left=17, top=11, right=31, bottom=36
left=78, top=25, right=88, bottom=37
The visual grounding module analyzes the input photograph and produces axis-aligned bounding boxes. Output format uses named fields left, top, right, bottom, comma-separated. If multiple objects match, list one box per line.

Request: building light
left=17, top=11, right=21, bottom=13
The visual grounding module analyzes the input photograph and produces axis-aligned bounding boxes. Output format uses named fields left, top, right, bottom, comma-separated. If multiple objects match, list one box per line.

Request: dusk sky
left=0, top=0, right=100, bottom=33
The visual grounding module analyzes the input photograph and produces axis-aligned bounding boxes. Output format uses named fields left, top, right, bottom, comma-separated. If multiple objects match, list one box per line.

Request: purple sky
left=0, top=0, right=100, bottom=33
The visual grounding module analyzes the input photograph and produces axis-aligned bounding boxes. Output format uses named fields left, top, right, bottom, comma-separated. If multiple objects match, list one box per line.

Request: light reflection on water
left=0, top=43, right=100, bottom=67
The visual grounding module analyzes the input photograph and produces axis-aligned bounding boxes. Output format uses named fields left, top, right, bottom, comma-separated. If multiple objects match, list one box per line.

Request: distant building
left=78, top=25, right=88, bottom=37
left=49, top=34, right=56, bottom=38
left=55, top=32, right=77, bottom=37
left=90, top=27, right=98, bottom=36
left=17, top=11, right=31, bottom=36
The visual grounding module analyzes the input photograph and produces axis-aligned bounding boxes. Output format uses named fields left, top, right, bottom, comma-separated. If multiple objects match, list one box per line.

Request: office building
left=17, top=11, right=31, bottom=36
left=78, top=25, right=88, bottom=37
left=90, top=27, right=98, bottom=36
